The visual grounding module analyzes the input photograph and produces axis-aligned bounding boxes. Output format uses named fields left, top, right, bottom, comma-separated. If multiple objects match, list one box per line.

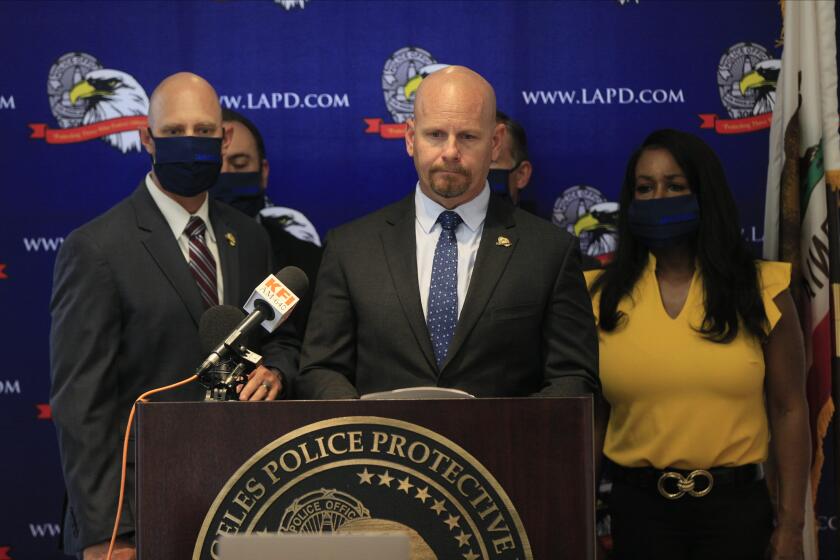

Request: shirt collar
left=414, top=181, right=490, bottom=234
left=145, top=173, right=215, bottom=241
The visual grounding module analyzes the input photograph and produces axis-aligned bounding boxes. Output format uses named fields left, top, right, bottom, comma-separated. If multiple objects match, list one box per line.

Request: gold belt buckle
left=657, top=470, right=714, bottom=499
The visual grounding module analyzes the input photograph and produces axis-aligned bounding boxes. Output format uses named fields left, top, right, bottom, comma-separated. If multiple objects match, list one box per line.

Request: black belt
left=611, top=463, right=764, bottom=500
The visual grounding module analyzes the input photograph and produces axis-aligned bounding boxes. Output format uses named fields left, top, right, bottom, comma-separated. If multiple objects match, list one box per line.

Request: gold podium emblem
left=194, top=417, right=531, bottom=560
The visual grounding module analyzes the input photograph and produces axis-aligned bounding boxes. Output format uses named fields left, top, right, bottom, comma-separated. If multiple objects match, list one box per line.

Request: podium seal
left=193, top=416, right=532, bottom=560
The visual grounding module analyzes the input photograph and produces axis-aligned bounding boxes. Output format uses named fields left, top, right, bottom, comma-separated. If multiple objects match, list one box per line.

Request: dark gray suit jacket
left=297, top=193, right=598, bottom=399
left=49, top=183, right=300, bottom=554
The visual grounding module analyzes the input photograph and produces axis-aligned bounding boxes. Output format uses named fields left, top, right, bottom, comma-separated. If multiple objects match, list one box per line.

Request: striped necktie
left=184, top=216, right=219, bottom=308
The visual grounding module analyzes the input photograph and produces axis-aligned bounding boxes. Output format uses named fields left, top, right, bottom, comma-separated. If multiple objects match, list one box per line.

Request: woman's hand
left=768, top=524, right=803, bottom=560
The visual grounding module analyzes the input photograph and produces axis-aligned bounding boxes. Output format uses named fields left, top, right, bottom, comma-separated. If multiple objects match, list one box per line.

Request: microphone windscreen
left=274, top=266, right=309, bottom=298
left=199, top=305, right=247, bottom=354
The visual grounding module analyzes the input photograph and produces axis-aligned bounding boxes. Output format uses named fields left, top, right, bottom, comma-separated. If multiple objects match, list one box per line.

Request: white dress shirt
left=415, top=183, right=489, bottom=319
left=145, top=174, right=224, bottom=303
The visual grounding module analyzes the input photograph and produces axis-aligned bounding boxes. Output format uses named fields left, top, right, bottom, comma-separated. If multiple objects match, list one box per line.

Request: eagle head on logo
left=739, top=59, right=781, bottom=116
left=69, top=68, right=149, bottom=153
left=574, top=201, right=620, bottom=261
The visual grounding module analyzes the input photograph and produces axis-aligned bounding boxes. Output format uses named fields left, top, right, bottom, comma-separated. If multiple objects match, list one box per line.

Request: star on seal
left=397, top=476, right=414, bottom=493
left=357, top=468, right=374, bottom=484
left=377, top=470, right=394, bottom=487
left=431, top=499, right=447, bottom=515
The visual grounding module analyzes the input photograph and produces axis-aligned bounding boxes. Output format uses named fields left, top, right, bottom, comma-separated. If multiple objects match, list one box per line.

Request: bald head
left=141, top=71, right=229, bottom=160
left=147, top=72, right=222, bottom=131
left=405, top=65, right=504, bottom=209
left=413, top=66, right=497, bottom=130
left=140, top=72, right=232, bottom=210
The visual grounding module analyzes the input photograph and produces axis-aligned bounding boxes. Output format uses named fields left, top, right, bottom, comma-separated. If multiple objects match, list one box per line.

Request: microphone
left=197, top=305, right=258, bottom=400
left=199, top=305, right=248, bottom=356
left=195, top=266, right=309, bottom=378
left=242, top=265, right=309, bottom=332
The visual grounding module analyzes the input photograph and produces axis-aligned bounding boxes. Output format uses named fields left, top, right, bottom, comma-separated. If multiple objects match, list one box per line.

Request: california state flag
left=763, top=1, right=840, bottom=558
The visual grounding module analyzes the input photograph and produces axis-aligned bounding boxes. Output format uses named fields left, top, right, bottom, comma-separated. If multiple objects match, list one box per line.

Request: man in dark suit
left=210, top=109, right=323, bottom=334
left=49, top=73, right=299, bottom=559
left=297, top=66, right=597, bottom=399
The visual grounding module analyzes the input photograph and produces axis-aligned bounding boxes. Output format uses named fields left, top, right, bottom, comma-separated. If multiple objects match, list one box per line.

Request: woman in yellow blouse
left=587, top=129, right=809, bottom=560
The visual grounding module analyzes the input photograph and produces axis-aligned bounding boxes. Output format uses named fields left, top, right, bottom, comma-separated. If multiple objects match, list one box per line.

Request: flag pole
left=831, top=0, right=840, bottom=540
left=827, top=177, right=840, bottom=553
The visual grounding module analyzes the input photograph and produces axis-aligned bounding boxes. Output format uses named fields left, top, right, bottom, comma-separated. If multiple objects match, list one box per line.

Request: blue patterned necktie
left=427, top=210, right=463, bottom=368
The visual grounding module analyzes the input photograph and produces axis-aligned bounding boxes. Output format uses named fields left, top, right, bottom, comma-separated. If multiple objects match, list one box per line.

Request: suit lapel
left=441, top=195, right=517, bottom=371
left=131, top=184, right=206, bottom=327
left=380, top=195, right=438, bottom=373
left=211, top=204, right=240, bottom=306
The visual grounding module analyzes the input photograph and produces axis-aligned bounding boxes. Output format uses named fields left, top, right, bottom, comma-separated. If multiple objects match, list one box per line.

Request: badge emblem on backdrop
left=552, top=186, right=619, bottom=264
left=28, top=52, right=149, bottom=153
left=364, top=47, right=449, bottom=140
left=698, top=42, right=780, bottom=135
left=194, top=417, right=532, bottom=560
left=273, top=0, right=308, bottom=9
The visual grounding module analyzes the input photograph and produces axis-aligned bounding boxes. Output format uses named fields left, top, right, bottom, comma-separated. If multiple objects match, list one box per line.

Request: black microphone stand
left=199, top=344, right=263, bottom=401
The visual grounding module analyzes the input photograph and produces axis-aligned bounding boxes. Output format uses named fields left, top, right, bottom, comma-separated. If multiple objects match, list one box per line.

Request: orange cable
left=106, top=374, right=198, bottom=560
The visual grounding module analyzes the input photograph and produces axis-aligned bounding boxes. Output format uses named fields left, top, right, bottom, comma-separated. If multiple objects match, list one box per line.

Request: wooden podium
left=135, top=397, right=594, bottom=559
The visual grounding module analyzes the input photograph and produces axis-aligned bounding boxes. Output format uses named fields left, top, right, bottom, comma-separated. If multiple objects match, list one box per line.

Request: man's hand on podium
left=238, top=365, right=284, bottom=401
left=83, top=539, right=135, bottom=560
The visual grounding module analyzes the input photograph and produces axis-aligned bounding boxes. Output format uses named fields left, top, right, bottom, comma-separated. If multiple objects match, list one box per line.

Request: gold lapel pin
left=496, top=236, right=511, bottom=247
left=225, top=232, right=237, bottom=247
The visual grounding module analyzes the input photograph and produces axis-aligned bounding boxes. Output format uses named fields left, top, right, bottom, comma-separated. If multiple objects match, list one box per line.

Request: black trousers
left=609, top=477, right=773, bottom=559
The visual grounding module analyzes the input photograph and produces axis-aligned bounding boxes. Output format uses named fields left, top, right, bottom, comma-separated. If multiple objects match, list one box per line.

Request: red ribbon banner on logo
left=36, top=404, right=52, bottom=420
left=363, top=118, right=407, bottom=140
left=28, top=115, right=148, bottom=144
left=697, top=113, right=772, bottom=135
left=0, top=264, right=6, bottom=279
left=0, top=546, right=12, bottom=560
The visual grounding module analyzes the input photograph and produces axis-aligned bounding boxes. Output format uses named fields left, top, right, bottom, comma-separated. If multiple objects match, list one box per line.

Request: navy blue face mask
left=150, top=133, right=223, bottom=197
left=209, top=172, right=265, bottom=218
left=487, top=168, right=512, bottom=197
left=627, top=194, right=700, bottom=248
left=488, top=160, right=525, bottom=200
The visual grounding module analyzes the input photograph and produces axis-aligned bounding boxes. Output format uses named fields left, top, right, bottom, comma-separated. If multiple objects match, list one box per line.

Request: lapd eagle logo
left=553, top=186, right=619, bottom=262
left=69, top=69, right=149, bottom=153
left=382, top=47, right=449, bottom=123
left=717, top=42, right=779, bottom=119
left=46, top=52, right=148, bottom=153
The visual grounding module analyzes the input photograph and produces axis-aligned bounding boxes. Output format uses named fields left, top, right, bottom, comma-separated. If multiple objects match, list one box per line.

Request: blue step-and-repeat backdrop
left=0, top=0, right=837, bottom=557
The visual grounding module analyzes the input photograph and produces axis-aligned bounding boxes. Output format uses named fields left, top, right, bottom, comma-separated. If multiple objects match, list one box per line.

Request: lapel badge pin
left=496, top=236, right=511, bottom=247
left=225, top=233, right=237, bottom=247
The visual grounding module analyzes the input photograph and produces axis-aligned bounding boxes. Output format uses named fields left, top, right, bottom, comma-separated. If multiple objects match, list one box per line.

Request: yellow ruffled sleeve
left=583, top=269, right=604, bottom=324
left=757, top=260, right=791, bottom=332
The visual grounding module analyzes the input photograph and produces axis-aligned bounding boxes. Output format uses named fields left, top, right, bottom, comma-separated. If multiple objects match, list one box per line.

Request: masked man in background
left=488, top=110, right=533, bottom=207
left=209, top=109, right=322, bottom=333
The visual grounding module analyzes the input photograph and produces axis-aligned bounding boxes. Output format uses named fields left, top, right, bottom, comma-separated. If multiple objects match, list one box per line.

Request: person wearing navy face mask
left=210, top=110, right=267, bottom=219
left=210, top=109, right=322, bottom=249
left=208, top=109, right=323, bottom=333
left=49, top=72, right=300, bottom=560
left=487, top=110, right=532, bottom=206
left=487, top=111, right=605, bottom=271
left=585, top=129, right=808, bottom=559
